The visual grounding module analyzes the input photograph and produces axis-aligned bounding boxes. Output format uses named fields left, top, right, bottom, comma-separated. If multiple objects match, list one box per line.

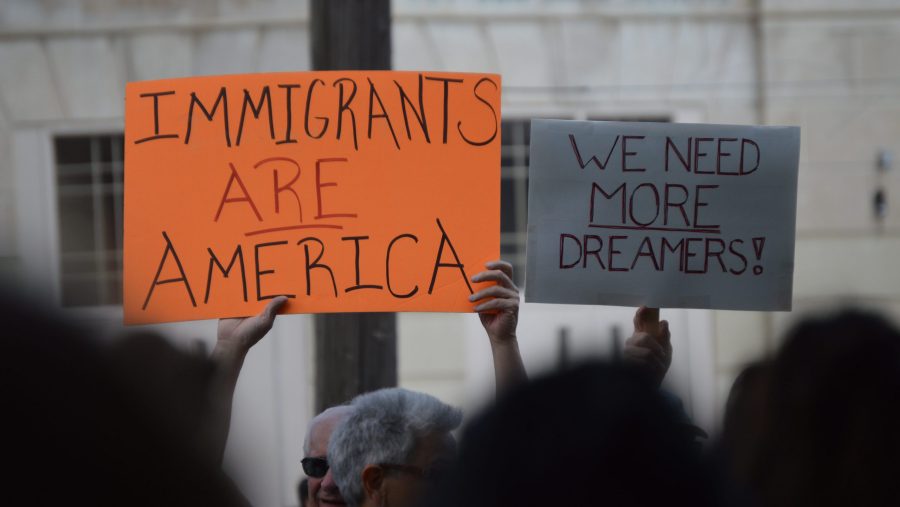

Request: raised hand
left=624, top=306, right=672, bottom=386
left=469, top=260, right=520, bottom=346
left=469, top=260, right=526, bottom=392
left=209, top=296, right=288, bottom=463
left=216, top=296, right=289, bottom=356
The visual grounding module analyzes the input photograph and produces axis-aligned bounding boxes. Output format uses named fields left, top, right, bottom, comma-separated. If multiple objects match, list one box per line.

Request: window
left=500, top=119, right=532, bottom=285
left=54, top=134, right=125, bottom=307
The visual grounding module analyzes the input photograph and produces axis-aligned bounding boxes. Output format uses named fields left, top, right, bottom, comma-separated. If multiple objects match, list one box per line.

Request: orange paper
left=124, top=71, right=500, bottom=324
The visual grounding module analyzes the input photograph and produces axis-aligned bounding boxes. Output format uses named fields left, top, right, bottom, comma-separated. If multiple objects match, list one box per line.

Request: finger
left=471, top=269, right=516, bottom=290
left=263, top=296, right=289, bottom=321
left=658, top=320, right=671, bottom=346
left=626, top=333, right=665, bottom=356
left=623, top=346, right=654, bottom=363
left=625, top=330, right=650, bottom=346
left=485, top=260, right=514, bottom=281
left=633, top=306, right=647, bottom=332
left=253, top=296, right=289, bottom=334
left=625, top=340, right=664, bottom=360
left=469, top=286, right=519, bottom=303
left=624, top=347, right=666, bottom=372
left=624, top=345, right=651, bottom=358
left=474, top=297, right=519, bottom=313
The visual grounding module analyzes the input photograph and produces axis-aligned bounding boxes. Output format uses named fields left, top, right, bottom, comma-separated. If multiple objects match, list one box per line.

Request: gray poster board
left=525, top=119, right=800, bottom=311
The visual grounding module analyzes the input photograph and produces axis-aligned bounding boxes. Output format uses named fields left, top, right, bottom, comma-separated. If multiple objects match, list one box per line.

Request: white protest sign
left=525, top=120, right=800, bottom=311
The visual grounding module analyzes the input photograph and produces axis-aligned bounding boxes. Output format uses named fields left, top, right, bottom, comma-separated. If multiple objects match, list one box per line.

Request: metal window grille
left=54, top=134, right=125, bottom=307
left=500, top=119, right=532, bottom=285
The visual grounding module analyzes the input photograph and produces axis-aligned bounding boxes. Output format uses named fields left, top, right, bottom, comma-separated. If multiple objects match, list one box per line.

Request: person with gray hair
left=328, top=388, right=462, bottom=507
left=297, top=260, right=522, bottom=507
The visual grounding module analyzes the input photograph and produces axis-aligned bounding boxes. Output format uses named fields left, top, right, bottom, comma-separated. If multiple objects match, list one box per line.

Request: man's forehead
left=307, top=406, right=353, bottom=455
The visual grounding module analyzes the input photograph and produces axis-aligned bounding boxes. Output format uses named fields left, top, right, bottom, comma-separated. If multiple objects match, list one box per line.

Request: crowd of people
left=4, top=260, right=900, bottom=506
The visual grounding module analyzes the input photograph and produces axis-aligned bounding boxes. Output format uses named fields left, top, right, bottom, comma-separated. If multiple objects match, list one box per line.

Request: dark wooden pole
left=311, top=0, right=391, bottom=71
left=310, top=0, right=397, bottom=414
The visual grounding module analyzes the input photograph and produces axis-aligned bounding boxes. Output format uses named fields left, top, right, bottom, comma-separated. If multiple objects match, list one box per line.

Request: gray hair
left=327, top=388, right=462, bottom=507
left=303, top=405, right=353, bottom=456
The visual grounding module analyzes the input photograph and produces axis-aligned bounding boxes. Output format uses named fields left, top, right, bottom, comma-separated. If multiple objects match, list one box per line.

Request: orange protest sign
left=124, top=71, right=500, bottom=324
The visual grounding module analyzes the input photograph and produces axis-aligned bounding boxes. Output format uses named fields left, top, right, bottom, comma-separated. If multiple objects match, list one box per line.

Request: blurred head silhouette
left=0, top=291, right=247, bottom=506
left=717, top=358, right=771, bottom=497
left=748, top=309, right=900, bottom=507
left=424, top=361, right=720, bottom=507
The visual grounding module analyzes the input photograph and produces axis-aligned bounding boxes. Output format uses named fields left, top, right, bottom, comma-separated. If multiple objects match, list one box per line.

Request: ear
left=361, top=464, right=385, bottom=499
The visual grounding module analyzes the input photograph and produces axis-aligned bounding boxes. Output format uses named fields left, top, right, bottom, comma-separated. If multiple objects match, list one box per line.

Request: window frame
left=499, top=117, right=533, bottom=285
left=16, top=120, right=127, bottom=320
left=55, top=132, right=125, bottom=309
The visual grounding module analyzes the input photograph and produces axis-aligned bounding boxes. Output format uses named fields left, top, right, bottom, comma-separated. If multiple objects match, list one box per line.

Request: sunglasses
left=301, top=457, right=329, bottom=478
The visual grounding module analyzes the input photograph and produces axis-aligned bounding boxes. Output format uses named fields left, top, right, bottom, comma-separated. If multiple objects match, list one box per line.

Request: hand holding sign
left=624, top=306, right=672, bottom=387
left=470, top=260, right=520, bottom=346
left=470, top=259, right=527, bottom=393
left=216, top=295, right=289, bottom=355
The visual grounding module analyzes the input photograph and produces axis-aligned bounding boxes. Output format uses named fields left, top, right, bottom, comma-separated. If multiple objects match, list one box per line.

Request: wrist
left=212, top=341, right=249, bottom=365
left=489, top=334, right=519, bottom=350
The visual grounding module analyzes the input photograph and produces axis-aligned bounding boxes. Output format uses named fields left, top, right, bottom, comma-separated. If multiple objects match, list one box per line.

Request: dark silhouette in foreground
left=1, top=292, right=248, bottom=506
left=743, top=310, right=900, bottom=507
left=424, top=362, right=721, bottom=507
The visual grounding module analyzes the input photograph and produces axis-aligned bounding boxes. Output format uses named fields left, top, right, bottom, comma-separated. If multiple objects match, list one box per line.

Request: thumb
left=634, top=306, right=660, bottom=336
left=254, top=296, right=289, bottom=333
left=263, top=296, right=289, bottom=323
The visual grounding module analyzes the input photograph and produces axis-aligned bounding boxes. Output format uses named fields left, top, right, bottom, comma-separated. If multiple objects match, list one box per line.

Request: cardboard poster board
left=525, top=119, right=800, bottom=311
left=125, top=71, right=500, bottom=324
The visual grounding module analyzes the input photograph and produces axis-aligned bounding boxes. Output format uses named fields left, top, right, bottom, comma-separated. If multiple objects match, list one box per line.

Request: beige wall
left=713, top=1, right=900, bottom=400
left=0, top=0, right=308, bottom=28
